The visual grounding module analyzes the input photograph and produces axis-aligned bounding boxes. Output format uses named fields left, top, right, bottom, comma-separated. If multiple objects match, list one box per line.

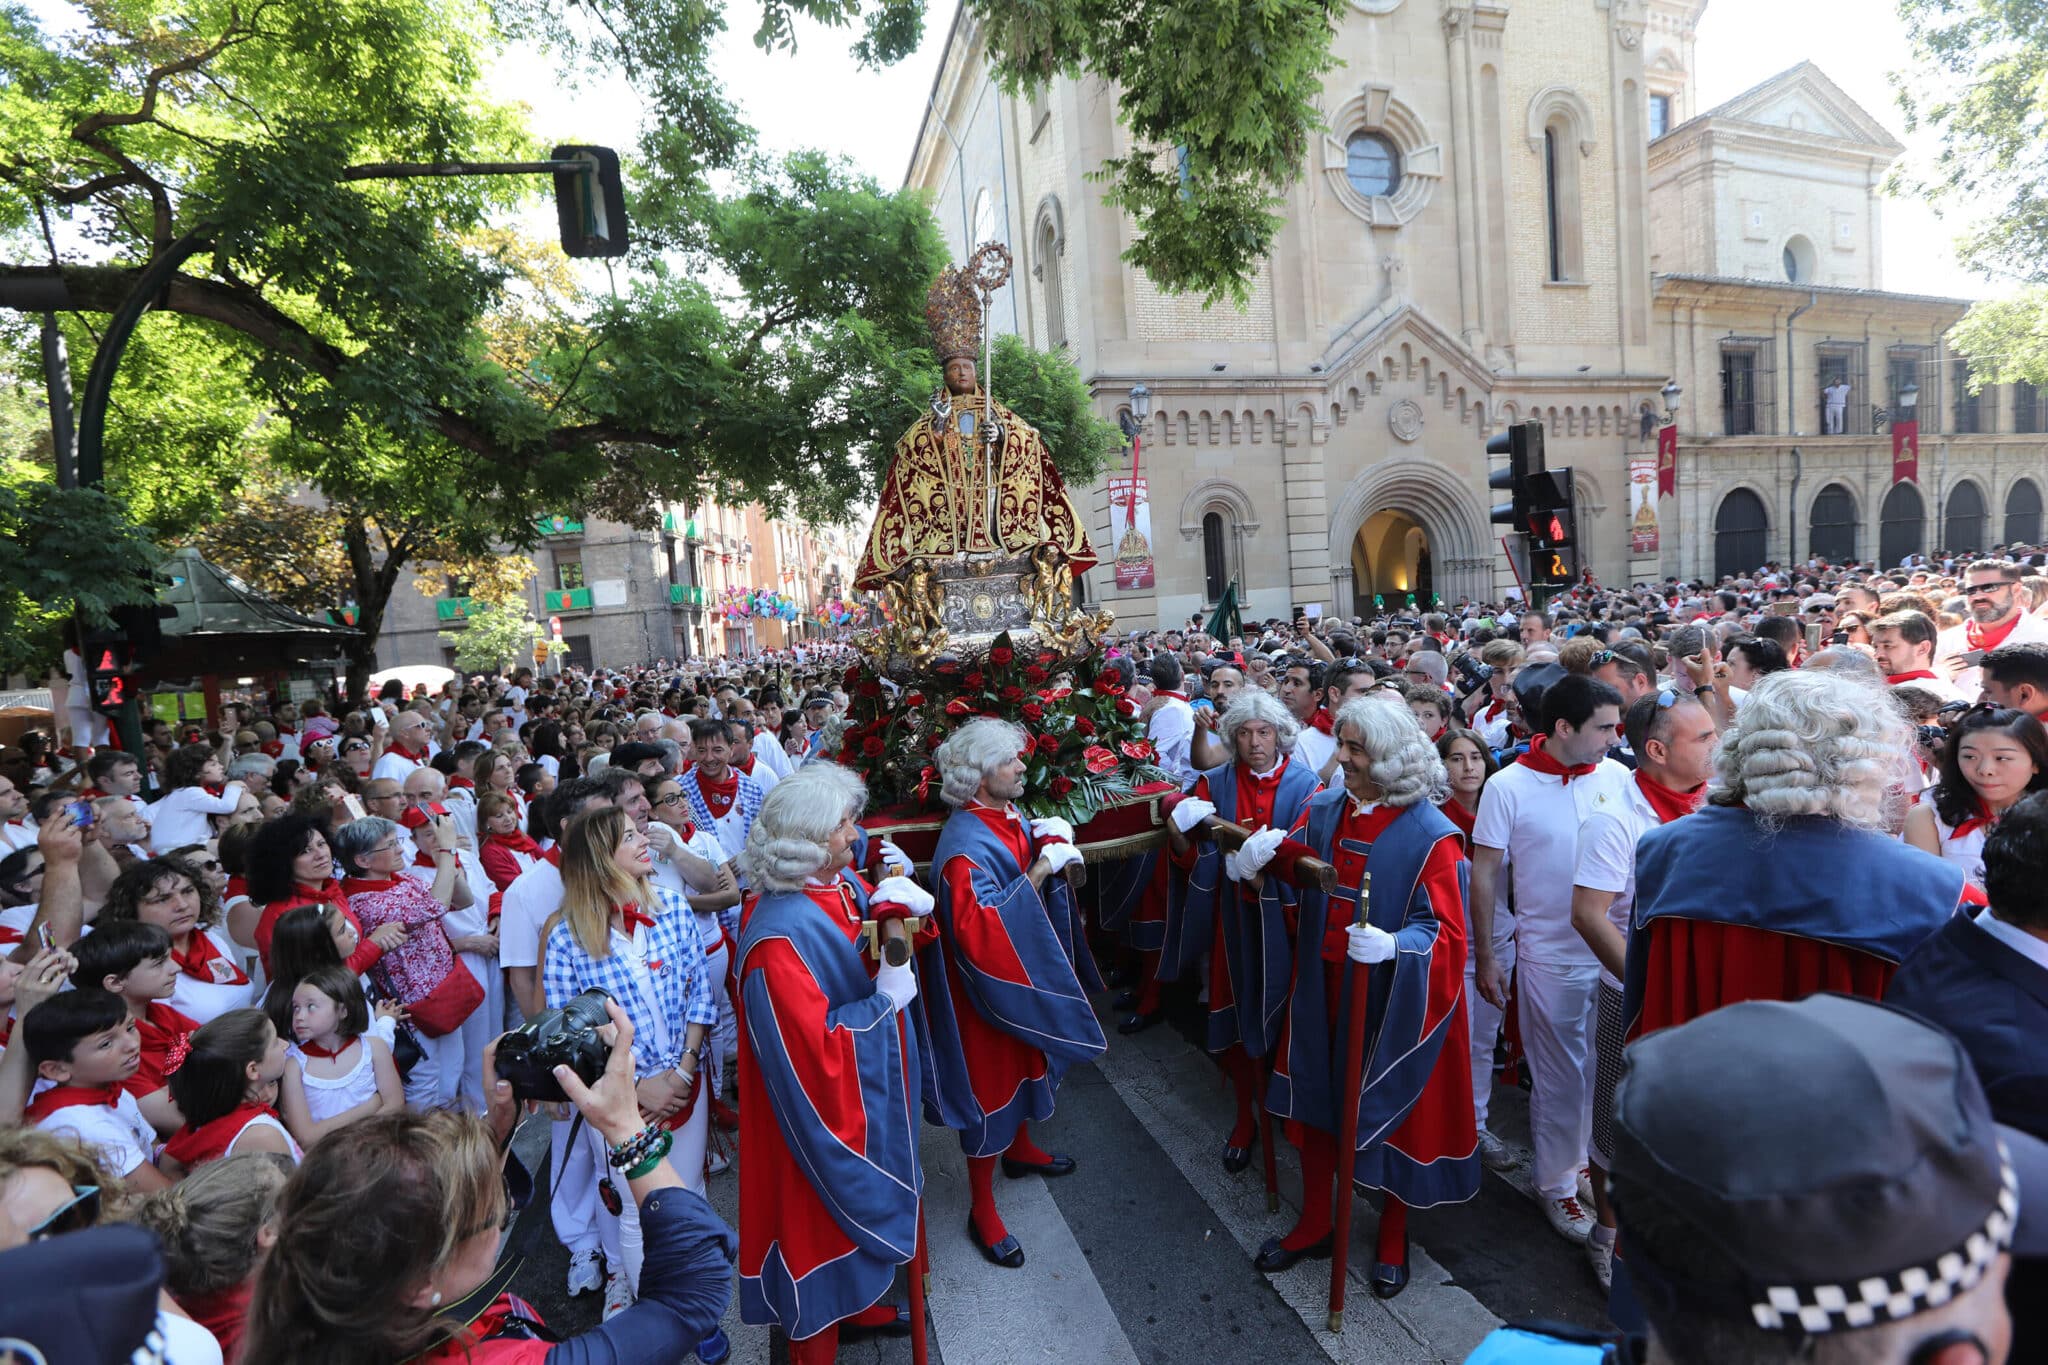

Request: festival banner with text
left=1108, top=475, right=1155, bottom=590
left=1629, top=458, right=1660, bottom=553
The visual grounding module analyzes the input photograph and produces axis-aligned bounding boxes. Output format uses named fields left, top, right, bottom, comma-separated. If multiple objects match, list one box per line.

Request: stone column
left=1441, top=4, right=1485, bottom=350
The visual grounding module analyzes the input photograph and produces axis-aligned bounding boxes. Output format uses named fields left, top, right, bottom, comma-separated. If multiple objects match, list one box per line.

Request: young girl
left=278, top=964, right=404, bottom=1146
left=260, top=903, right=403, bottom=1055
left=476, top=792, right=542, bottom=892
left=162, top=1008, right=302, bottom=1173
left=134, top=1151, right=291, bottom=1364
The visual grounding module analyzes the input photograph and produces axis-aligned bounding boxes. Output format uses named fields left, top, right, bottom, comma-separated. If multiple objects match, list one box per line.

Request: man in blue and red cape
left=1157, top=687, right=1322, bottom=1175
left=1244, top=695, right=1478, bottom=1299
left=1624, top=669, right=1965, bottom=1042
left=735, top=761, right=935, bottom=1364
left=917, top=716, right=1106, bottom=1269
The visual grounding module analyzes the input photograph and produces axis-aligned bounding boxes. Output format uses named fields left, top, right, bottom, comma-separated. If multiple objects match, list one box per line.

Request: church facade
left=904, top=0, right=2047, bottom=625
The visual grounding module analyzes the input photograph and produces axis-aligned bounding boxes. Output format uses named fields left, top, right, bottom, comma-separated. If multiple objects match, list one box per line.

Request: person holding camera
left=734, top=762, right=933, bottom=1362
left=541, top=806, right=724, bottom=1356
left=1904, top=707, right=2048, bottom=891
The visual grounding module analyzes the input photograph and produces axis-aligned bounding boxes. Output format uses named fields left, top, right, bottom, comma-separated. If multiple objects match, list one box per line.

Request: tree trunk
left=340, top=514, right=416, bottom=706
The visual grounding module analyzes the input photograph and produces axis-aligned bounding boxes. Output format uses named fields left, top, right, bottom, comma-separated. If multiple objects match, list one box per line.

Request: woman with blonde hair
left=541, top=805, right=723, bottom=1354
left=133, top=1151, right=292, bottom=1362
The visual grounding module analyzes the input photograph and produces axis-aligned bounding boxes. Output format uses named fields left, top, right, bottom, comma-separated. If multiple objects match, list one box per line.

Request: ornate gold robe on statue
left=855, top=391, right=1097, bottom=591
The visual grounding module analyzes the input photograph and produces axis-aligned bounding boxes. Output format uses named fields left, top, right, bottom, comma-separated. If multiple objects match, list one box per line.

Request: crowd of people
left=2, top=547, right=2046, bottom=1363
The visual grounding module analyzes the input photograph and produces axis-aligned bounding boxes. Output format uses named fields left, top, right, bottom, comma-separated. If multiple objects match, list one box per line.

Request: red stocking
left=848, top=1302, right=902, bottom=1327
left=1223, top=1046, right=1258, bottom=1149
left=789, top=1324, right=839, bottom=1365
left=1135, top=950, right=1162, bottom=1014
left=1282, top=1126, right=1336, bottom=1250
left=1375, top=1194, right=1409, bottom=1267
left=968, top=1153, right=1006, bottom=1245
left=1005, top=1123, right=1053, bottom=1167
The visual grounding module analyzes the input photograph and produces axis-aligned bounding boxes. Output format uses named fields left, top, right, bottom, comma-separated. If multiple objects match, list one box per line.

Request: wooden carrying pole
left=1328, top=869, right=1373, bottom=1334
left=1200, top=816, right=1338, bottom=892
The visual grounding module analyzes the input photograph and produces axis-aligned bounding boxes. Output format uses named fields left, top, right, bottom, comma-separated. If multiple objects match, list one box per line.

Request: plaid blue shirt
left=542, top=885, right=717, bottom=1076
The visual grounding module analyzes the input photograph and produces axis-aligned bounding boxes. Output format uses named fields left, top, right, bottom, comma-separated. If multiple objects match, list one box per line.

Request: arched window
left=1034, top=209, right=1066, bottom=349
left=1783, top=235, right=1817, bottom=284
left=2007, top=478, right=2044, bottom=545
left=1202, top=512, right=1230, bottom=603
left=970, top=188, right=996, bottom=248
left=1808, top=483, right=1858, bottom=564
left=1527, top=88, right=1592, bottom=283
left=1713, top=489, right=1770, bottom=581
left=1880, top=482, right=1925, bottom=567
left=1945, top=481, right=1987, bottom=555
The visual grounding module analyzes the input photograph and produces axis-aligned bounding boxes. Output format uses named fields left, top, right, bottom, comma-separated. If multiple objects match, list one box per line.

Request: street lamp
left=1122, top=381, right=1153, bottom=438
left=1899, top=379, right=1920, bottom=414
left=1661, top=380, right=1682, bottom=419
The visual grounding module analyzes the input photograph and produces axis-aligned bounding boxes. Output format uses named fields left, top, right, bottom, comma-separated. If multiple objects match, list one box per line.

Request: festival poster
left=1629, top=458, right=1659, bottom=553
left=1108, top=474, right=1155, bottom=590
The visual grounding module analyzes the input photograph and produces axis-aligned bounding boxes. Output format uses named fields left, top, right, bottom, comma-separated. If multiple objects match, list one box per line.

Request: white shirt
left=1148, top=695, right=1196, bottom=784
left=0, top=820, right=37, bottom=855
left=167, top=925, right=259, bottom=1024
left=753, top=730, right=795, bottom=781
left=1930, top=808, right=1991, bottom=888
left=370, top=749, right=425, bottom=785
left=499, top=859, right=563, bottom=970
left=1472, top=756, right=1632, bottom=968
left=147, top=783, right=245, bottom=854
left=1572, top=775, right=1661, bottom=990
left=1293, top=725, right=1336, bottom=782
left=648, top=823, right=730, bottom=950
left=1937, top=612, right=2048, bottom=695
left=35, top=1087, right=156, bottom=1176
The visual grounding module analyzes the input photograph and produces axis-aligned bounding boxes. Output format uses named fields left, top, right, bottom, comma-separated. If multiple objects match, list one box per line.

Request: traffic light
left=1526, top=467, right=1579, bottom=587
left=1488, top=421, right=1547, bottom=530
left=551, top=145, right=629, bottom=259
left=84, top=638, right=137, bottom=710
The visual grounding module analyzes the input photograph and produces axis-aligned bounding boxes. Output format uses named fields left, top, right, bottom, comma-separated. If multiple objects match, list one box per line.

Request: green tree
left=442, top=596, right=538, bottom=674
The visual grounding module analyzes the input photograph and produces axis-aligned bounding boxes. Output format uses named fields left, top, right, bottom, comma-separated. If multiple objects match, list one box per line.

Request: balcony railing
left=544, top=587, right=592, bottom=612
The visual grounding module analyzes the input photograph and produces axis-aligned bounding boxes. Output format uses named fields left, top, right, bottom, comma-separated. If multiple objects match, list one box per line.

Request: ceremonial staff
left=868, top=908, right=930, bottom=1362
left=1328, top=868, right=1373, bottom=1334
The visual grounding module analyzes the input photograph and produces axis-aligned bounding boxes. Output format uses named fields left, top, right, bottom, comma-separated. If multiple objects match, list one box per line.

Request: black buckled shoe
left=1221, top=1143, right=1251, bottom=1174
left=1117, top=1011, right=1160, bottom=1035
left=840, top=1307, right=913, bottom=1340
left=1001, top=1151, right=1077, bottom=1179
left=1253, top=1233, right=1332, bottom=1275
left=969, top=1215, right=1025, bottom=1268
left=1370, top=1257, right=1410, bottom=1299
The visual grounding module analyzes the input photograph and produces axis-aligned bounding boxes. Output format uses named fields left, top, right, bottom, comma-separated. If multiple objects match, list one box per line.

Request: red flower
left=1050, top=776, right=1075, bottom=797
left=1020, top=702, right=1044, bottom=723
left=964, top=671, right=986, bottom=690
left=989, top=645, right=1014, bottom=666
left=945, top=699, right=973, bottom=717
left=1000, top=685, right=1024, bottom=703
left=1075, top=716, right=1097, bottom=737
left=1119, top=739, right=1155, bottom=761
left=1093, top=673, right=1124, bottom=696
left=862, top=735, right=886, bottom=757
left=1023, top=665, right=1047, bottom=684
left=925, top=732, right=944, bottom=751
left=1082, top=745, right=1118, bottom=775
left=1035, top=732, right=1060, bottom=756
left=1117, top=698, right=1139, bottom=717
left=857, top=679, right=882, bottom=699
left=1037, top=651, right=1057, bottom=665
left=904, top=691, right=925, bottom=707
left=936, top=660, right=960, bottom=675
left=1048, top=686, right=1072, bottom=701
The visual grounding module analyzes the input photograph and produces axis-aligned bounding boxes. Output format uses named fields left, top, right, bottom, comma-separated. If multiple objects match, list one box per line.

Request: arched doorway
left=1880, top=482, right=1925, bottom=566
left=1808, top=483, right=1858, bottom=564
left=1714, top=488, right=1769, bottom=581
left=1326, top=456, right=1493, bottom=610
left=1944, top=481, right=1987, bottom=555
left=1351, top=509, right=1433, bottom=614
left=2005, top=479, right=2042, bottom=546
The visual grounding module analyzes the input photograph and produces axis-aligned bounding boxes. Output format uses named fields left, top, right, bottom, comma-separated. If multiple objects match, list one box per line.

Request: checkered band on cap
left=1749, top=1152, right=2019, bottom=1334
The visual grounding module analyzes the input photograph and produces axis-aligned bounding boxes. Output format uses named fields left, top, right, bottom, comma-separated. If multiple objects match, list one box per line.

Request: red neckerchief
left=1886, top=669, right=1940, bottom=684
left=80, top=786, right=107, bottom=800
left=449, top=776, right=476, bottom=791
left=1157, top=690, right=1188, bottom=702
left=1966, top=612, right=2022, bottom=653
left=1483, top=698, right=1507, bottom=721
left=386, top=742, right=427, bottom=763
left=698, top=769, right=738, bottom=819
left=1516, top=735, right=1599, bottom=783
left=1635, top=771, right=1705, bottom=824
left=733, top=752, right=756, bottom=776
left=543, top=846, right=562, bottom=868
left=136, top=1000, right=199, bottom=1057
left=23, top=1084, right=121, bottom=1124
left=1438, top=797, right=1478, bottom=853
left=202, top=783, right=226, bottom=798
left=169, top=929, right=248, bottom=986
left=260, top=740, right=284, bottom=758
left=281, top=879, right=350, bottom=915
left=617, top=902, right=657, bottom=934
left=1950, top=797, right=1998, bottom=842
left=486, top=830, right=542, bottom=858
left=225, top=875, right=249, bottom=902
left=1430, top=723, right=1448, bottom=742
left=340, top=875, right=403, bottom=897
left=297, top=1035, right=359, bottom=1060
left=1308, top=708, right=1334, bottom=735
left=163, top=1102, right=279, bottom=1167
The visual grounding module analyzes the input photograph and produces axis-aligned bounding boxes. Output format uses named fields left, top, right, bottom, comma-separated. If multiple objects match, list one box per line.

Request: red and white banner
left=1892, top=419, right=1920, bottom=486
left=1108, top=474, right=1155, bottom=590
left=1629, top=458, right=1660, bottom=554
left=1655, top=422, right=1678, bottom=498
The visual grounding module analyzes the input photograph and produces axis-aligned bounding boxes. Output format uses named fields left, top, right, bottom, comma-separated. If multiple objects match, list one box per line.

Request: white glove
left=875, top=960, right=919, bottom=1012
left=1031, top=816, right=1077, bottom=845
left=1169, top=797, right=1216, bottom=834
left=1040, top=841, right=1086, bottom=875
left=1236, top=825, right=1287, bottom=878
left=1223, top=851, right=1244, bottom=882
left=871, top=875, right=935, bottom=917
left=877, top=838, right=915, bottom=878
left=1346, top=923, right=1398, bottom=964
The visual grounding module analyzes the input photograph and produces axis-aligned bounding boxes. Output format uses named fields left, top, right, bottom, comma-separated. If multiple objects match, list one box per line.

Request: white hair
left=742, top=762, right=867, bottom=893
left=1711, top=669, right=1907, bottom=831
left=1333, top=696, right=1449, bottom=808
left=227, top=753, right=275, bottom=781
left=934, top=718, right=1027, bottom=809
left=1218, top=689, right=1298, bottom=755
left=330, top=816, right=401, bottom=877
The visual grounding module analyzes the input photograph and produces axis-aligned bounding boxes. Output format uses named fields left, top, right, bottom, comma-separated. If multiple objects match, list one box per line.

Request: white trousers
left=550, top=1114, right=602, bottom=1257
left=702, top=935, right=734, bottom=1095
left=1465, top=929, right=1517, bottom=1130
left=1515, top=957, right=1602, bottom=1200
left=403, top=1022, right=465, bottom=1109
left=587, top=1078, right=709, bottom=1295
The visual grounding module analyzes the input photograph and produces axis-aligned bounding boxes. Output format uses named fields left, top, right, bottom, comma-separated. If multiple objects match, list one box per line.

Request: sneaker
left=1577, top=1166, right=1597, bottom=1207
left=706, top=1148, right=731, bottom=1176
left=1476, top=1128, right=1517, bottom=1172
left=1586, top=1229, right=1616, bottom=1290
left=601, top=1269, right=633, bottom=1322
left=564, top=1247, right=603, bottom=1297
left=1544, top=1195, right=1595, bottom=1244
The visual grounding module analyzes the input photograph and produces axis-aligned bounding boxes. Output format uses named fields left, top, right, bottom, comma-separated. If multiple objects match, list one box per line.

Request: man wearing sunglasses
left=1941, top=560, right=2048, bottom=695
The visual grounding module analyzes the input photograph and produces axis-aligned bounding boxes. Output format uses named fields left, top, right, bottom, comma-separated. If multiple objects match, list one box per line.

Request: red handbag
left=405, top=960, right=485, bottom=1037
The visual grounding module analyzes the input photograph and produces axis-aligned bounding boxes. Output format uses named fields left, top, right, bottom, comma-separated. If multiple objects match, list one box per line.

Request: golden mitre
left=925, top=265, right=982, bottom=362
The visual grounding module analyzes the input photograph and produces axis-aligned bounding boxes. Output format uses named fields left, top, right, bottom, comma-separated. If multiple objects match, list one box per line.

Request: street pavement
left=507, top=985, right=1610, bottom=1363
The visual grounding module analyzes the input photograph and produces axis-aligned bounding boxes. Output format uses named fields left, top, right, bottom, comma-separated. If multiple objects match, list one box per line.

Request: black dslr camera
left=494, top=988, right=614, bottom=1103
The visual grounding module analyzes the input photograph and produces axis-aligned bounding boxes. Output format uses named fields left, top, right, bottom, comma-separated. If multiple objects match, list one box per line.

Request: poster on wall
left=1629, top=458, right=1660, bottom=554
left=1107, top=475, right=1156, bottom=590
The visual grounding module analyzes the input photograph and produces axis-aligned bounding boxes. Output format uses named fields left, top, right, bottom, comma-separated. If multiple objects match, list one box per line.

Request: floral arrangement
left=837, top=631, right=1171, bottom=825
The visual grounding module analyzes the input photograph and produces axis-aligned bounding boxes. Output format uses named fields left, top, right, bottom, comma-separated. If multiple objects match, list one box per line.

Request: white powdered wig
left=1710, top=668, right=1908, bottom=832
left=934, top=718, right=1028, bottom=810
left=1333, top=696, right=1449, bottom=808
left=1219, top=689, right=1299, bottom=755
left=743, top=762, right=867, bottom=892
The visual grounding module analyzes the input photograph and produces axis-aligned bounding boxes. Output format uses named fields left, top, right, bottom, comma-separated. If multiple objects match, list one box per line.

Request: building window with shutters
left=1815, top=343, right=1867, bottom=435
left=1720, top=338, right=1776, bottom=436
left=2015, top=381, right=2043, bottom=435
left=1888, top=346, right=1939, bottom=433
left=1202, top=512, right=1230, bottom=604
left=1953, top=358, right=1981, bottom=434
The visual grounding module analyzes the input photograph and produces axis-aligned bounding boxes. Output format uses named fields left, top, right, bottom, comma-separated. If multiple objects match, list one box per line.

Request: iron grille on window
left=1815, top=344, right=1867, bottom=435
left=1953, top=357, right=1981, bottom=434
left=2016, top=381, right=2043, bottom=435
left=1720, top=337, right=1777, bottom=436
left=1888, top=346, right=1940, bottom=434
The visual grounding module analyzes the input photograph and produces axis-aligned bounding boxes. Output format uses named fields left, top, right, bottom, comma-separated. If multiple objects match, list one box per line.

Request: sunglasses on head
left=29, top=1185, right=100, bottom=1240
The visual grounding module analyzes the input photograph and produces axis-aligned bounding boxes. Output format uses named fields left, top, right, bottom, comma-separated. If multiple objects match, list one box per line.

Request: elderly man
left=919, top=717, right=1104, bottom=1269
left=1625, top=669, right=1965, bottom=1042
left=371, top=708, right=435, bottom=783
left=226, top=753, right=275, bottom=799
left=1243, top=697, right=1476, bottom=1298
left=736, top=764, right=933, bottom=1362
left=1159, top=689, right=1322, bottom=1173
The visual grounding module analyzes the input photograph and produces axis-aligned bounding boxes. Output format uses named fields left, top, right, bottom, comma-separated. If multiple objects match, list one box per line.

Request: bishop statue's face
left=944, top=357, right=978, bottom=396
